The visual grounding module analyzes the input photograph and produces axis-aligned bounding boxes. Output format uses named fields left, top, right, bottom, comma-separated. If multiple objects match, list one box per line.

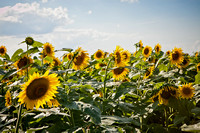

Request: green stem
left=15, top=104, right=23, bottom=133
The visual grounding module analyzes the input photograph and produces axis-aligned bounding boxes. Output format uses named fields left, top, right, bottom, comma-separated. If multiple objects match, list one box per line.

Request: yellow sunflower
left=197, top=63, right=200, bottom=72
left=177, top=56, right=190, bottom=68
left=18, top=70, right=60, bottom=110
left=112, top=67, right=129, bottom=81
left=43, top=42, right=55, bottom=57
left=139, top=40, right=143, bottom=49
left=72, top=47, right=89, bottom=70
left=47, top=98, right=60, bottom=108
left=143, top=66, right=154, bottom=79
left=155, top=43, right=161, bottom=54
left=133, top=50, right=138, bottom=57
left=5, top=90, right=12, bottom=108
left=104, top=52, right=109, bottom=58
left=14, top=55, right=33, bottom=75
left=114, top=46, right=127, bottom=67
left=169, top=47, right=184, bottom=65
left=0, top=45, right=7, bottom=56
left=166, top=50, right=171, bottom=56
left=122, top=50, right=131, bottom=63
left=178, top=83, right=194, bottom=99
left=195, top=52, right=199, bottom=58
left=150, top=93, right=159, bottom=103
left=95, top=62, right=107, bottom=69
left=168, top=86, right=179, bottom=98
left=94, top=49, right=104, bottom=60
left=53, top=57, right=61, bottom=67
left=142, top=45, right=152, bottom=58
left=158, top=87, right=172, bottom=105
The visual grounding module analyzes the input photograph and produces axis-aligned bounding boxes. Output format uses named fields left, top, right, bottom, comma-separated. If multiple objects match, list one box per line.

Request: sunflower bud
left=25, top=37, right=34, bottom=45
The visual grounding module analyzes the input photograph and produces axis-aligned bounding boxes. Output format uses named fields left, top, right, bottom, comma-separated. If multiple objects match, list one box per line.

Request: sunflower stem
left=15, top=104, right=23, bottom=133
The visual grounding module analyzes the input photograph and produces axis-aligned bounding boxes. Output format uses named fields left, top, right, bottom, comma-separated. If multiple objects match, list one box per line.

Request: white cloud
left=120, top=0, right=139, bottom=3
left=41, top=0, right=48, bottom=3
left=0, top=2, right=73, bottom=24
left=88, top=10, right=92, bottom=15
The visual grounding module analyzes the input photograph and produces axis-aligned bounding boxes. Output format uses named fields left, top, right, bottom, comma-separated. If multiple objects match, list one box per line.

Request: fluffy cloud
left=120, top=0, right=139, bottom=3
left=0, top=2, right=73, bottom=24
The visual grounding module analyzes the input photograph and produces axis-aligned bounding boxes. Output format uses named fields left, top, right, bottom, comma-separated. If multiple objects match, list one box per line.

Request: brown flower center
left=160, top=90, right=171, bottom=99
left=113, top=67, right=124, bottom=75
left=74, top=52, right=85, bottom=66
left=172, top=51, right=180, bottom=61
left=0, top=48, right=5, bottom=54
left=182, top=59, right=188, bottom=65
left=144, top=48, right=149, bottom=55
left=156, top=46, right=160, bottom=52
left=182, top=87, right=191, bottom=95
left=116, top=52, right=121, bottom=64
left=46, top=46, right=51, bottom=54
left=26, top=78, right=49, bottom=100
left=96, top=51, right=102, bottom=58
left=123, top=53, right=128, bottom=60
left=17, top=57, right=29, bottom=69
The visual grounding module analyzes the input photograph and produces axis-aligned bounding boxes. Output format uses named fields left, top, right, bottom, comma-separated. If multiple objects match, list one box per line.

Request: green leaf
left=174, top=115, right=187, bottom=126
left=195, top=72, right=200, bottom=84
left=54, top=48, right=73, bottom=52
left=0, top=69, right=17, bottom=82
left=11, top=48, right=23, bottom=61
left=158, top=64, right=168, bottom=72
left=32, top=41, right=43, bottom=48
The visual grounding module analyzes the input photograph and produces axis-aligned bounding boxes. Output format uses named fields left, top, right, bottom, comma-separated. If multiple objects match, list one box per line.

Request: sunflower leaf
left=32, top=41, right=43, bottom=48
left=11, top=48, right=23, bottom=61
left=54, top=48, right=73, bottom=52
left=195, top=72, right=200, bottom=84
left=0, top=69, right=17, bottom=82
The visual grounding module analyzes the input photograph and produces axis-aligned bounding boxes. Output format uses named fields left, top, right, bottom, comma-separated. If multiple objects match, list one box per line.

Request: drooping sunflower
left=178, top=83, right=194, bottom=99
left=43, top=42, right=55, bottom=57
left=14, top=55, right=33, bottom=75
left=177, top=56, right=190, bottom=68
left=72, top=47, right=89, bottom=70
left=94, top=49, right=104, bottom=60
left=166, top=50, right=171, bottom=56
left=52, top=57, right=61, bottom=67
left=142, top=45, right=152, bottom=58
left=143, top=66, right=154, bottom=79
left=197, top=63, right=200, bottom=72
left=122, top=50, right=131, bottom=63
left=63, top=52, right=73, bottom=61
left=150, top=93, right=159, bottom=103
left=47, top=98, right=60, bottom=108
left=112, top=67, right=129, bottom=81
left=169, top=47, right=184, bottom=65
left=18, top=70, right=60, bottom=110
left=114, top=46, right=127, bottom=67
left=158, top=87, right=172, bottom=105
left=5, top=90, right=12, bottom=108
left=155, top=43, right=161, bottom=54
left=168, top=86, right=179, bottom=98
left=0, top=45, right=7, bottom=56
left=139, top=40, right=143, bottom=49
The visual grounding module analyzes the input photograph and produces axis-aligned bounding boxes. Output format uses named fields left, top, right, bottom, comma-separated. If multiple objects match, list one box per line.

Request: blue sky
left=0, top=0, right=200, bottom=57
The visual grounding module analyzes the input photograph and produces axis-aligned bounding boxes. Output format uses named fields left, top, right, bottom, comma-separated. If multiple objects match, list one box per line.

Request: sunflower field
left=0, top=37, right=200, bottom=133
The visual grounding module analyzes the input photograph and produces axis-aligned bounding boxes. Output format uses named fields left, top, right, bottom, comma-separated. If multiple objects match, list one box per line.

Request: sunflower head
left=139, top=40, right=143, bottom=49
left=72, top=47, right=89, bottom=70
left=168, top=86, right=179, bottom=98
left=166, top=50, right=171, bottom=56
left=197, top=63, right=200, bottom=72
left=47, top=98, right=60, bottom=108
left=179, top=83, right=194, bottom=99
left=53, top=57, right=61, bottom=67
left=158, top=87, right=172, bottom=105
left=5, top=90, right=12, bottom=108
left=150, top=93, right=159, bottom=103
left=143, top=66, right=154, bottom=79
left=177, top=56, right=190, bottom=68
left=18, top=70, right=60, bottom=110
left=142, top=45, right=152, bottom=58
left=169, top=47, right=184, bottom=65
left=114, top=46, right=127, bottom=67
left=94, top=49, right=104, bottom=60
left=0, top=45, right=7, bottom=56
left=112, top=67, right=129, bottom=81
left=95, top=62, right=107, bottom=69
left=43, top=43, right=55, bottom=57
left=155, top=43, right=161, bottom=54
left=122, top=50, right=131, bottom=63
left=25, top=37, right=34, bottom=45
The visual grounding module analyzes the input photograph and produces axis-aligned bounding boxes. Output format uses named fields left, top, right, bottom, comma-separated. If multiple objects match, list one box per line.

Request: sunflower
left=104, top=52, right=109, bottom=58
left=158, top=87, right=172, bottom=105
left=155, top=43, right=161, bottom=54
left=18, top=70, right=60, bottom=110
left=133, top=50, right=138, bottom=57
left=195, top=52, right=199, bottom=58
left=142, top=45, right=152, bottom=58
left=66, top=52, right=73, bottom=61
left=143, top=66, right=154, bottom=79
left=53, top=57, right=61, bottom=67
left=197, top=63, right=200, bottom=72
left=177, top=56, right=190, bottom=68
left=122, top=50, right=131, bottom=63
left=14, top=55, right=33, bottom=75
left=139, top=40, right=143, bottom=49
left=72, top=47, right=89, bottom=70
left=169, top=47, right=184, bottom=65
left=166, top=50, right=171, bottom=56
left=5, top=90, right=12, bottom=108
left=150, top=93, right=159, bottom=103
left=47, top=98, right=60, bottom=108
left=25, top=37, right=34, bottom=45
left=114, top=46, right=127, bottom=67
left=112, top=67, right=129, bottom=81
left=95, top=62, right=107, bottom=69
left=168, top=86, right=179, bottom=98
left=43, top=42, right=55, bottom=57
left=0, top=45, right=7, bottom=56
left=179, top=83, right=194, bottom=99
left=94, top=49, right=104, bottom=60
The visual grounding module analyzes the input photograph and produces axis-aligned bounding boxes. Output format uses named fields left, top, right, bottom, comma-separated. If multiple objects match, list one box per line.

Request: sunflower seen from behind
left=5, top=90, right=12, bottom=108
left=112, top=67, right=129, bottom=81
left=18, top=70, right=60, bottom=110
left=169, top=47, right=184, bottom=65
left=43, top=43, right=55, bottom=57
left=178, top=83, right=194, bottom=99
left=0, top=45, right=7, bottom=56
left=72, top=47, right=89, bottom=70
left=139, top=40, right=143, bottom=49
left=94, top=49, right=104, bottom=60
left=142, top=45, right=152, bottom=58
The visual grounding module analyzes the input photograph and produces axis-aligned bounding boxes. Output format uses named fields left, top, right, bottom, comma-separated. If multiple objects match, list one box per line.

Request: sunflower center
left=96, top=52, right=102, bottom=58
left=144, top=48, right=149, bottom=55
left=46, top=46, right=51, bottom=54
left=182, top=87, right=191, bottom=95
left=54, top=59, right=59, bottom=66
left=74, top=52, right=85, bottom=66
left=198, top=66, right=200, bottom=69
left=172, top=52, right=179, bottom=61
left=99, top=63, right=106, bottom=67
left=161, top=90, right=171, bottom=99
left=18, top=57, right=29, bottom=69
left=113, top=67, right=124, bottom=75
left=116, top=52, right=121, bottom=64
left=156, top=46, right=159, bottom=52
left=0, top=48, right=5, bottom=54
left=26, top=78, right=49, bottom=100
left=7, top=97, right=11, bottom=104
left=68, top=54, right=72, bottom=60
left=123, top=53, right=128, bottom=60
left=182, top=59, right=188, bottom=65
left=145, top=70, right=151, bottom=76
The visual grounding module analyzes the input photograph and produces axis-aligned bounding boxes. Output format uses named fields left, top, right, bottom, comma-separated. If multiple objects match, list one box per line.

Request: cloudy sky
left=0, top=0, right=200, bottom=57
